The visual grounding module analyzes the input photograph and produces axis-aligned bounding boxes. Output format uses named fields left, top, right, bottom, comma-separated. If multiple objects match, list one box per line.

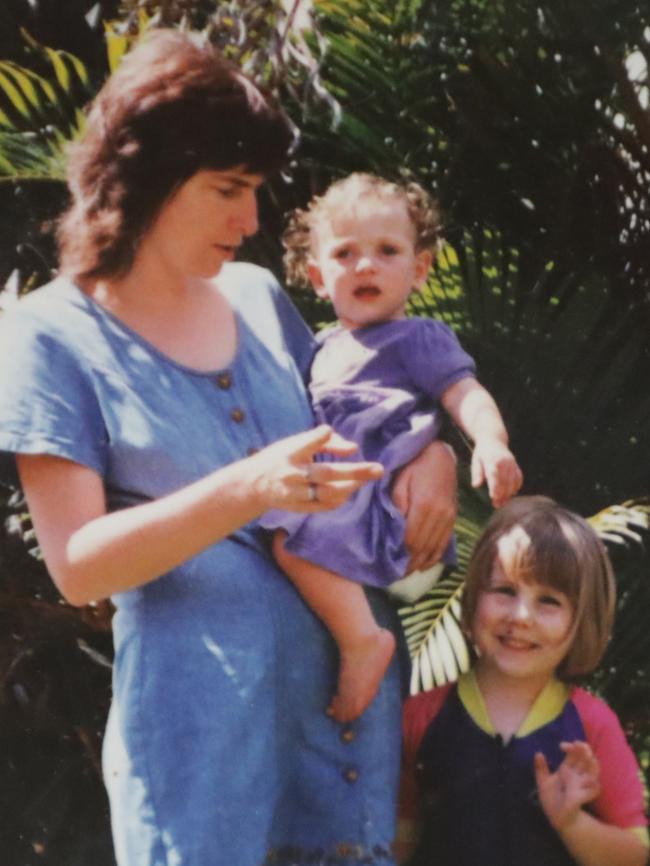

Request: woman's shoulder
left=217, top=262, right=282, bottom=307
left=0, top=276, right=91, bottom=350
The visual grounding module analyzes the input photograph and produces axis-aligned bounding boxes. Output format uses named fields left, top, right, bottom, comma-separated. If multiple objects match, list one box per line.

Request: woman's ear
left=413, top=249, right=434, bottom=292
left=307, top=260, right=328, bottom=299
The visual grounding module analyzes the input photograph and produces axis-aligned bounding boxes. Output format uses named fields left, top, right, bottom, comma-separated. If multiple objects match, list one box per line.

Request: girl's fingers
left=534, top=751, right=551, bottom=783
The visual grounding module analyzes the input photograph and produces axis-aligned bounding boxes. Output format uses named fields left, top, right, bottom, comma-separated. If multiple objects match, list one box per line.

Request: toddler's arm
left=441, top=377, right=522, bottom=507
left=535, top=743, right=648, bottom=866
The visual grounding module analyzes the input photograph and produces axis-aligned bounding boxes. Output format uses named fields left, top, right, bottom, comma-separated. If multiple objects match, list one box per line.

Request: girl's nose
left=511, top=596, right=533, bottom=622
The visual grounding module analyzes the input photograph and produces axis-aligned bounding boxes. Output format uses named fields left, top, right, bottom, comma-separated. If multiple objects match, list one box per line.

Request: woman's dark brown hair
left=461, top=495, right=616, bottom=679
left=58, top=29, right=294, bottom=281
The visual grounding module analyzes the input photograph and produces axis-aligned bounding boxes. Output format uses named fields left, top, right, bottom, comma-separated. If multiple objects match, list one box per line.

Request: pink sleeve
left=400, top=685, right=453, bottom=822
left=572, top=688, right=648, bottom=830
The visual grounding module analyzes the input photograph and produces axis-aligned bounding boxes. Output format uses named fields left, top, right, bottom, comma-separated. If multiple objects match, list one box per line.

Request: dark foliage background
left=0, top=1, right=648, bottom=862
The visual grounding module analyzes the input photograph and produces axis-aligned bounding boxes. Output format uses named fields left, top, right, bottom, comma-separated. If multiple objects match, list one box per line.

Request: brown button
left=246, top=446, right=259, bottom=456
left=216, top=372, right=232, bottom=389
left=230, top=408, right=245, bottom=423
left=342, top=766, right=359, bottom=783
left=340, top=727, right=355, bottom=744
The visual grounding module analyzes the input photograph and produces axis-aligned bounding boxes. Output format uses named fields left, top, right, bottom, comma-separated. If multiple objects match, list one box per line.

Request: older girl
left=400, top=496, right=648, bottom=866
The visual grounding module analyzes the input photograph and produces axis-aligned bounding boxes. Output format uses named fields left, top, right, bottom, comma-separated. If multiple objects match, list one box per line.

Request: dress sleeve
left=0, top=303, right=108, bottom=486
left=573, top=688, right=648, bottom=841
left=267, top=277, right=317, bottom=383
left=400, top=318, right=476, bottom=400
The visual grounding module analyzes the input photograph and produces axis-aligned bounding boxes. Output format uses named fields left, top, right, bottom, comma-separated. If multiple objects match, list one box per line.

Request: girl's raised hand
left=249, top=424, right=383, bottom=513
left=534, top=742, right=601, bottom=833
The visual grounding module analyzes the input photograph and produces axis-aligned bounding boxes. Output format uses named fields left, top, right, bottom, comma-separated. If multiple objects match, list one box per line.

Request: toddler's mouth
left=353, top=285, right=381, bottom=299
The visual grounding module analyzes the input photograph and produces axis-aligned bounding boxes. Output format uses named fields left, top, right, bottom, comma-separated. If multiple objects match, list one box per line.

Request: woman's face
left=142, top=168, right=264, bottom=279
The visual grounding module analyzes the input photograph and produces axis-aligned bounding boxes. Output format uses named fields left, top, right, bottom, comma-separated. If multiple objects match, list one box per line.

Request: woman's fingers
left=308, top=460, right=383, bottom=485
left=282, top=425, right=359, bottom=462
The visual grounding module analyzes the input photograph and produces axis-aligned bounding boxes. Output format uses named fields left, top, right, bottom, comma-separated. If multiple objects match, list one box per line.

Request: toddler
left=262, top=173, right=522, bottom=721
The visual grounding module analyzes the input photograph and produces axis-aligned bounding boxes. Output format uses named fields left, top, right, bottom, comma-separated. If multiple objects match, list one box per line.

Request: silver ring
left=308, top=482, right=318, bottom=502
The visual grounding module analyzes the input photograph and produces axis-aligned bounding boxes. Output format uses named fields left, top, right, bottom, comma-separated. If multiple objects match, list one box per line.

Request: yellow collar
left=457, top=670, right=570, bottom=738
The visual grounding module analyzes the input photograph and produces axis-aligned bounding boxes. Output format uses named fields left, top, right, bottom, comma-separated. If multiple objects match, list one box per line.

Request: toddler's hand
left=471, top=438, right=523, bottom=507
left=534, top=742, right=601, bottom=832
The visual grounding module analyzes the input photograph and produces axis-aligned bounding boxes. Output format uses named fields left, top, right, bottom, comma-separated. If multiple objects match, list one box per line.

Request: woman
left=0, top=31, right=457, bottom=866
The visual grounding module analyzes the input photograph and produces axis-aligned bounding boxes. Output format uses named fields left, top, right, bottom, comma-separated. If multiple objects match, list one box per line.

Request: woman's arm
left=392, top=440, right=458, bottom=573
left=18, top=425, right=382, bottom=606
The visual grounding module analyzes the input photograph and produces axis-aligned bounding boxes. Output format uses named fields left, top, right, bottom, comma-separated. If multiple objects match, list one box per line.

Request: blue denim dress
left=0, top=264, right=402, bottom=866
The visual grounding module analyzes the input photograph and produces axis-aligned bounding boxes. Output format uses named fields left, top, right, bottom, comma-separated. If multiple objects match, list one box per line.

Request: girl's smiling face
left=307, top=197, right=432, bottom=330
left=472, top=525, right=575, bottom=688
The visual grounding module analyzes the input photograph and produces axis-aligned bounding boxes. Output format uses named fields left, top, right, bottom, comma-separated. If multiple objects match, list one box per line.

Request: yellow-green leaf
left=0, top=69, right=30, bottom=118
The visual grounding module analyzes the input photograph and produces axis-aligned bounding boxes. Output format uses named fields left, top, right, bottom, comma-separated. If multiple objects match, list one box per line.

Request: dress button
left=340, top=726, right=355, bottom=744
left=230, top=408, right=246, bottom=423
left=216, top=371, right=232, bottom=389
left=342, top=766, right=359, bottom=783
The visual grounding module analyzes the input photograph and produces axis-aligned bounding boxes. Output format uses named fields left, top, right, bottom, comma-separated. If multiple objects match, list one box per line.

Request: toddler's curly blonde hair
left=283, top=173, right=442, bottom=288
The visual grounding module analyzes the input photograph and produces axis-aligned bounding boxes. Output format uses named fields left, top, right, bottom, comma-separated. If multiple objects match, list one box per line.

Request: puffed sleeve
left=266, top=277, right=317, bottom=382
left=573, top=688, right=648, bottom=843
left=0, top=302, right=108, bottom=486
left=399, top=318, right=476, bottom=400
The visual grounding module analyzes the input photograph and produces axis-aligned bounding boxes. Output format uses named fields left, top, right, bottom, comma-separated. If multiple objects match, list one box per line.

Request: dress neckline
left=59, top=276, right=243, bottom=377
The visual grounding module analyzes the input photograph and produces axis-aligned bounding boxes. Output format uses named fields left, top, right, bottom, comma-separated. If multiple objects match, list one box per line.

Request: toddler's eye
left=492, top=584, right=515, bottom=596
left=380, top=244, right=399, bottom=256
left=334, top=248, right=351, bottom=260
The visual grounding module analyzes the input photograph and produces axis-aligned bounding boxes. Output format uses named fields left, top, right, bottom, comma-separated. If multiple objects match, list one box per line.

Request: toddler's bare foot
left=328, top=628, right=396, bottom=723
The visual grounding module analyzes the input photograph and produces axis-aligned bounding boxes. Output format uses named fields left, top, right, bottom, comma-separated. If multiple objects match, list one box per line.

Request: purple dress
left=261, top=318, right=475, bottom=588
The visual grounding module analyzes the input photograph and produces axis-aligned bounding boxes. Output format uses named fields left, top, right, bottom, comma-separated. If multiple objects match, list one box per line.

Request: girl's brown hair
left=461, top=496, right=616, bottom=679
left=58, top=29, right=294, bottom=281
left=282, top=172, right=442, bottom=288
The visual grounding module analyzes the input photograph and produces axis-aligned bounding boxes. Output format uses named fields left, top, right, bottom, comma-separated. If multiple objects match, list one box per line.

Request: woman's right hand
left=248, top=424, right=384, bottom=513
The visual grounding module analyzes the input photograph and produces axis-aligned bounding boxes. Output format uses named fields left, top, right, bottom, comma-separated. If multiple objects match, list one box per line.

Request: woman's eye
left=215, top=186, right=237, bottom=199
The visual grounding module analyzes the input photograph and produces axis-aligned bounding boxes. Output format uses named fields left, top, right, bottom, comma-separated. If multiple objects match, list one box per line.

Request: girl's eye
left=380, top=244, right=399, bottom=256
left=334, top=248, right=351, bottom=260
left=539, top=594, right=563, bottom=607
left=492, top=584, right=515, bottom=597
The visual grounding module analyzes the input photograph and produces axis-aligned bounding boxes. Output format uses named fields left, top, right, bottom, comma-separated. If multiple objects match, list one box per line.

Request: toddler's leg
left=273, top=532, right=395, bottom=723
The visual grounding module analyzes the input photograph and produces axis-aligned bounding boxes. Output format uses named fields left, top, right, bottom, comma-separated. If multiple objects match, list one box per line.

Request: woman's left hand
left=392, top=440, right=457, bottom=573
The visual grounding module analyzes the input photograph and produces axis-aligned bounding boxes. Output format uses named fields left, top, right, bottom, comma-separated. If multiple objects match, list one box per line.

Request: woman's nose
left=235, top=192, right=259, bottom=237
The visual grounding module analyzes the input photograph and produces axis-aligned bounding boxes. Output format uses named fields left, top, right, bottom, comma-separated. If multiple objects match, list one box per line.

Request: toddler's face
left=472, top=525, right=575, bottom=688
left=307, top=197, right=432, bottom=330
